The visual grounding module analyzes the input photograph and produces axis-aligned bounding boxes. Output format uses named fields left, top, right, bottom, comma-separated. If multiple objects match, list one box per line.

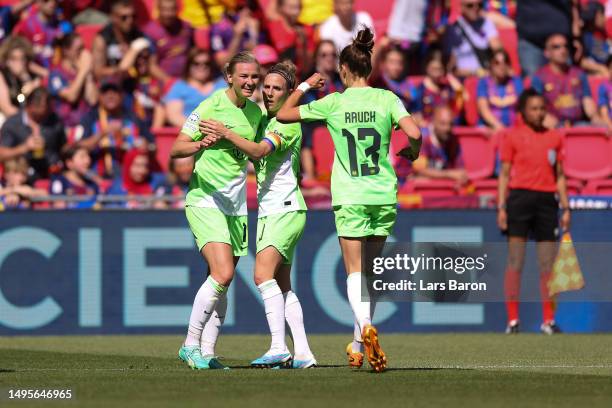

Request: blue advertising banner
left=0, top=210, right=611, bottom=335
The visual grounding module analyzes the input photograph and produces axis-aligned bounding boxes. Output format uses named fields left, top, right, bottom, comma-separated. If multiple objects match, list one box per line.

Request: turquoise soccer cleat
left=178, top=345, right=229, bottom=370
left=250, top=352, right=292, bottom=368
left=292, top=355, right=317, bottom=369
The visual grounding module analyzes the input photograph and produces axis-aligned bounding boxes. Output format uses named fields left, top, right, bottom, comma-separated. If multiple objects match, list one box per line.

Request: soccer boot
left=362, top=325, right=387, bottom=373
left=178, top=345, right=229, bottom=370
left=346, top=342, right=364, bottom=369
left=250, top=352, right=293, bottom=368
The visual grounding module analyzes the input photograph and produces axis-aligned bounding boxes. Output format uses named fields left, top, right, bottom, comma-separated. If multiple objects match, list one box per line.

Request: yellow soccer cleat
left=345, top=342, right=364, bottom=369
left=362, top=325, right=387, bottom=373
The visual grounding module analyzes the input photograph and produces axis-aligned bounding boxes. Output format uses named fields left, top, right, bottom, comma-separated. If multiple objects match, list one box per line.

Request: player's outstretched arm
left=277, top=73, right=325, bottom=123
left=199, top=119, right=273, bottom=160
left=170, top=133, right=218, bottom=158
left=396, top=116, right=422, bottom=161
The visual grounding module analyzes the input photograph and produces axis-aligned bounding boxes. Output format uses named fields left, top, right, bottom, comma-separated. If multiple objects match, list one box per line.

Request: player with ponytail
left=277, top=27, right=422, bottom=373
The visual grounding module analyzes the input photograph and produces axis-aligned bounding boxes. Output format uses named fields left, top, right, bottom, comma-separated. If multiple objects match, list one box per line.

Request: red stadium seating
left=401, top=179, right=458, bottom=197
left=75, top=24, right=102, bottom=50
left=312, top=126, right=335, bottom=179
left=565, top=179, right=584, bottom=196
left=152, top=127, right=180, bottom=172
left=194, top=27, right=211, bottom=51
left=472, top=178, right=498, bottom=196
left=464, top=76, right=480, bottom=126
left=562, top=128, right=612, bottom=180
left=355, top=0, right=393, bottom=35
left=498, top=27, right=521, bottom=75
left=454, top=126, right=496, bottom=179
left=582, top=179, right=612, bottom=195
left=33, top=179, right=50, bottom=209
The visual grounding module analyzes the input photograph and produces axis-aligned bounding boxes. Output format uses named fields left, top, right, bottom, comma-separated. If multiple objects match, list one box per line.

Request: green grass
left=1, top=334, right=611, bottom=407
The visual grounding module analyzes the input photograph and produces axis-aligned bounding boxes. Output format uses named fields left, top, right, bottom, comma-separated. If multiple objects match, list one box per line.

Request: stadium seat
left=464, top=76, right=480, bottom=126
left=401, top=179, right=458, bottom=197
left=565, top=179, right=583, bottom=196
left=454, top=127, right=496, bottom=180
left=194, top=27, right=211, bottom=51
left=497, top=27, right=521, bottom=74
left=472, top=178, right=498, bottom=197
left=75, top=24, right=103, bottom=50
left=152, top=127, right=180, bottom=172
left=33, top=179, right=50, bottom=209
left=355, top=0, right=393, bottom=35
left=562, top=128, right=612, bottom=180
left=582, top=179, right=612, bottom=195
left=312, top=126, right=335, bottom=179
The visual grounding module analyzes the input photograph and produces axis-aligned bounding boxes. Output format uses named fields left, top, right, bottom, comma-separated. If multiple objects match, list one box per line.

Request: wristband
left=297, top=82, right=311, bottom=93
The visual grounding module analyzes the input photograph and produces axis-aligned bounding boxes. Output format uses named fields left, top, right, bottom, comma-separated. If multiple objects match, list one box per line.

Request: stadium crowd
left=0, top=0, right=610, bottom=210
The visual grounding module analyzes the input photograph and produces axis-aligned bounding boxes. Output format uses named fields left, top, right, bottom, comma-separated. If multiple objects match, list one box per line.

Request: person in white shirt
left=318, top=0, right=375, bottom=54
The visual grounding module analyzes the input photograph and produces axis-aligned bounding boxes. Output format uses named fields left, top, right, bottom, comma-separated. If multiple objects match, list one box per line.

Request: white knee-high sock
left=258, top=279, right=286, bottom=354
left=185, top=276, right=227, bottom=347
left=346, top=272, right=371, bottom=334
left=200, top=292, right=227, bottom=356
left=352, top=319, right=363, bottom=353
left=283, top=290, right=313, bottom=358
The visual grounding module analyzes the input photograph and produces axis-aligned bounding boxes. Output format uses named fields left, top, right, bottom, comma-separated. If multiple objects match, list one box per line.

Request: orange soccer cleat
left=362, top=325, right=387, bottom=373
left=345, top=342, right=364, bottom=369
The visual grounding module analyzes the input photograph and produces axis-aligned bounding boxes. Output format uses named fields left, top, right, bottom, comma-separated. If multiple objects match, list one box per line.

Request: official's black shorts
left=505, top=189, right=559, bottom=241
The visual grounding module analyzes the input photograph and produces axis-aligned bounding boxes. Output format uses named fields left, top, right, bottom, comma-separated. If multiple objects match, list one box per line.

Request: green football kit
left=181, top=89, right=262, bottom=256
left=254, top=115, right=307, bottom=264
left=299, top=87, right=410, bottom=237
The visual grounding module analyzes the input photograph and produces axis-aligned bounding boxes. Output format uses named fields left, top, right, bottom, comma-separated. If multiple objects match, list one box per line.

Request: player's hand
left=198, top=134, right=220, bottom=150
left=497, top=208, right=507, bottom=231
left=199, top=119, right=228, bottom=139
left=560, top=209, right=571, bottom=232
left=396, top=147, right=419, bottom=161
left=305, top=73, right=325, bottom=90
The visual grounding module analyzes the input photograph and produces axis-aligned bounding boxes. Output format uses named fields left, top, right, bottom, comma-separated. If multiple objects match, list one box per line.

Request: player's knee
left=210, top=268, right=234, bottom=287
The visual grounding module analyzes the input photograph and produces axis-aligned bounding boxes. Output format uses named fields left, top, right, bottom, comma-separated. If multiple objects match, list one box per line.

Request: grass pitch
left=1, top=334, right=611, bottom=407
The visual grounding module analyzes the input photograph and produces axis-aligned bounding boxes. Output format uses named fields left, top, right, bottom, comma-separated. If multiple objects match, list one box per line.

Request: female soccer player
left=170, top=51, right=262, bottom=370
left=199, top=61, right=317, bottom=369
left=276, top=28, right=422, bottom=372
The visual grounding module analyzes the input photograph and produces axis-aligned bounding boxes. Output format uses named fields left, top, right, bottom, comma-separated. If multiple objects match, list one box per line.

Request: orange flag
left=548, top=232, right=585, bottom=297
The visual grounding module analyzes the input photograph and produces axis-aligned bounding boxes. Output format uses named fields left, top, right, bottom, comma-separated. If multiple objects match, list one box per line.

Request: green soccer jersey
left=254, top=115, right=306, bottom=217
left=181, top=89, right=262, bottom=215
left=299, top=87, right=410, bottom=206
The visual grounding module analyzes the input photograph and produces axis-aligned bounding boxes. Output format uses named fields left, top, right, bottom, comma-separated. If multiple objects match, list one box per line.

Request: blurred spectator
left=79, top=78, right=154, bottom=179
left=0, top=0, right=35, bottom=43
left=398, top=105, right=468, bottom=186
left=482, top=0, right=515, bottom=28
left=13, top=0, right=73, bottom=68
left=163, top=48, right=225, bottom=128
left=597, top=55, right=612, bottom=128
left=49, top=144, right=100, bottom=209
left=265, top=0, right=315, bottom=77
left=387, top=0, right=447, bottom=75
left=180, top=0, right=227, bottom=28
left=0, top=156, right=46, bottom=209
left=153, top=156, right=193, bottom=208
left=210, top=3, right=263, bottom=68
left=92, top=0, right=167, bottom=82
left=143, top=0, right=194, bottom=78
left=477, top=49, right=523, bottom=130
left=532, top=33, right=596, bottom=128
left=372, top=44, right=416, bottom=111
left=580, top=1, right=610, bottom=76
left=319, top=0, right=375, bottom=54
left=106, top=149, right=159, bottom=208
left=413, top=53, right=465, bottom=124
left=0, top=87, right=66, bottom=180
left=48, top=34, right=98, bottom=129
left=265, top=0, right=333, bottom=26
left=516, top=0, right=578, bottom=77
left=444, top=0, right=501, bottom=77
left=125, top=46, right=166, bottom=130
left=0, top=36, right=43, bottom=121
left=300, top=39, right=343, bottom=182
